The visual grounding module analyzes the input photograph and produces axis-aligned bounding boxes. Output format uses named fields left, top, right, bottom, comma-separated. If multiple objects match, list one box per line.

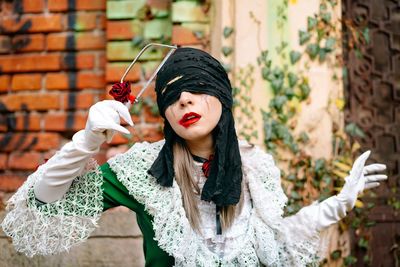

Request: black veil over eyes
left=148, top=47, right=242, bottom=206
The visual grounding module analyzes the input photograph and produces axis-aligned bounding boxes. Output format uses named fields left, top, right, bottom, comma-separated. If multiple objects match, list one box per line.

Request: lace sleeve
left=1, top=159, right=103, bottom=257
left=243, top=144, right=320, bottom=266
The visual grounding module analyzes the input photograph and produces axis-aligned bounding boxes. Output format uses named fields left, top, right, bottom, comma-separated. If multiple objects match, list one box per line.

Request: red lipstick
left=179, top=112, right=201, bottom=128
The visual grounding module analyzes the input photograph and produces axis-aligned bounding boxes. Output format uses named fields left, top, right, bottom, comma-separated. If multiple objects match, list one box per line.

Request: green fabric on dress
left=101, top=163, right=175, bottom=267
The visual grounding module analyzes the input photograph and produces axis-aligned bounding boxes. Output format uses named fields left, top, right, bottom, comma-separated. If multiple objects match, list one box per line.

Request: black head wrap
left=148, top=47, right=242, bottom=206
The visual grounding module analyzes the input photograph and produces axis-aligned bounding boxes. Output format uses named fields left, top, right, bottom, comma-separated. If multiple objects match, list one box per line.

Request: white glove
left=308, top=151, right=387, bottom=231
left=34, top=100, right=133, bottom=203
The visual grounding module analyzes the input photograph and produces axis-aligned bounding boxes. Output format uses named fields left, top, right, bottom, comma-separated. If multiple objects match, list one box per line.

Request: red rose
left=109, top=82, right=135, bottom=103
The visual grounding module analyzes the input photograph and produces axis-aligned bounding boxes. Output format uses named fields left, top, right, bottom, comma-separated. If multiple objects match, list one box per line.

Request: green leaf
left=223, top=26, right=234, bottom=38
left=306, top=43, right=319, bottom=59
left=299, top=30, right=311, bottom=45
left=330, top=250, right=342, bottom=260
left=325, top=37, right=336, bottom=51
left=345, top=123, right=366, bottom=138
left=221, top=46, right=233, bottom=57
left=290, top=191, right=301, bottom=200
left=319, top=48, right=327, bottom=61
left=288, top=72, right=298, bottom=87
left=344, top=256, right=358, bottom=266
left=321, top=12, right=331, bottom=23
left=307, top=16, right=317, bottom=31
left=289, top=51, right=301, bottom=64
left=262, top=67, right=270, bottom=80
left=222, top=63, right=232, bottom=73
left=357, top=237, right=368, bottom=249
left=271, top=79, right=284, bottom=94
left=299, top=82, right=311, bottom=99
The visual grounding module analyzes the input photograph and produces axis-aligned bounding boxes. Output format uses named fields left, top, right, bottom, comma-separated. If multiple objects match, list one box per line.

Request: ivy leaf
left=221, top=46, right=233, bottom=57
left=290, top=51, right=301, bottom=64
left=325, top=37, right=336, bottom=51
left=331, top=250, right=342, bottom=260
left=290, top=191, right=302, bottom=200
left=357, top=237, right=368, bottom=249
left=306, top=43, right=319, bottom=59
left=319, top=48, right=327, bottom=61
left=307, top=16, right=317, bottom=31
left=345, top=123, right=366, bottom=138
left=321, top=12, right=332, bottom=23
left=262, top=67, right=270, bottom=80
left=344, top=256, right=358, bottom=266
left=299, top=30, right=311, bottom=45
left=288, top=72, right=298, bottom=87
left=223, top=27, right=234, bottom=38
left=222, top=63, right=232, bottom=73
left=271, top=78, right=284, bottom=94
left=299, top=82, right=311, bottom=99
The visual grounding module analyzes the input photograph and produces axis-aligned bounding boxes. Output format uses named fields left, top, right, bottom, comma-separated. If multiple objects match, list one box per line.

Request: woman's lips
left=179, top=112, right=201, bottom=128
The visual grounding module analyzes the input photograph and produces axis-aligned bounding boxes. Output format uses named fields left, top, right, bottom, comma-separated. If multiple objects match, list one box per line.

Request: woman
left=1, top=48, right=387, bottom=266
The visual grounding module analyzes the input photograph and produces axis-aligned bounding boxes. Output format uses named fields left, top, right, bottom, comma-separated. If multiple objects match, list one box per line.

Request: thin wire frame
left=120, top=43, right=177, bottom=103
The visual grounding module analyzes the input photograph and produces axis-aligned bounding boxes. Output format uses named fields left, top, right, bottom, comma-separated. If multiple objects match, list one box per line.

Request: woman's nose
left=178, top=92, right=194, bottom=107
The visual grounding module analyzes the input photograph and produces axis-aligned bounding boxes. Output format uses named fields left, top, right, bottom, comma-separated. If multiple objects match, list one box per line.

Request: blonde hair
left=173, top=142, right=243, bottom=233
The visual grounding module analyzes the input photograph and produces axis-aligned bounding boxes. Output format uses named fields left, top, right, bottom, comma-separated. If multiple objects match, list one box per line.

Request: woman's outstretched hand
left=337, top=151, right=387, bottom=211
left=84, top=100, right=134, bottom=150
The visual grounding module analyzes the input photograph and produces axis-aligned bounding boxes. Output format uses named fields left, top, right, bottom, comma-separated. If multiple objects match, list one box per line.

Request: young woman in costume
left=2, top=48, right=387, bottom=266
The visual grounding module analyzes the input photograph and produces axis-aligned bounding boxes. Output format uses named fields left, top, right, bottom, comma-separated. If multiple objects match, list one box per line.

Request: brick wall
left=0, top=0, right=107, bottom=193
left=0, top=0, right=210, bottom=264
left=0, top=0, right=210, bottom=195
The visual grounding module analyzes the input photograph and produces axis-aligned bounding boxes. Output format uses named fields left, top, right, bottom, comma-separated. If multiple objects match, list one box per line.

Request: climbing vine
left=256, top=0, right=378, bottom=266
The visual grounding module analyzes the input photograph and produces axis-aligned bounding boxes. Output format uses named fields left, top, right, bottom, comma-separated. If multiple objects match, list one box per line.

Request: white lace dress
left=2, top=140, right=322, bottom=266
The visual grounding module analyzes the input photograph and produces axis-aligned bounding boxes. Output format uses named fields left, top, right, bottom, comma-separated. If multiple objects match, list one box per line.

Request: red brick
left=172, top=25, right=201, bottom=45
left=14, top=113, right=41, bottom=131
left=12, top=34, right=45, bottom=52
left=0, top=93, right=60, bottom=111
left=106, top=63, right=140, bottom=83
left=107, top=21, right=137, bottom=40
left=0, top=174, right=26, bottom=192
left=108, top=132, right=130, bottom=145
left=61, top=92, right=96, bottom=109
left=147, top=0, right=170, bottom=10
left=8, top=151, right=41, bottom=170
left=0, top=133, right=60, bottom=152
left=44, top=112, right=87, bottom=131
left=77, top=72, right=105, bottom=89
left=22, top=0, right=45, bottom=13
left=0, top=75, right=10, bottom=92
left=0, top=154, right=7, bottom=170
left=132, top=126, right=163, bottom=142
left=76, top=32, right=105, bottom=50
left=143, top=106, right=162, bottom=123
left=11, top=74, right=42, bottom=91
left=0, top=14, right=63, bottom=33
left=77, top=53, right=95, bottom=69
left=98, top=53, right=106, bottom=69
left=48, top=0, right=68, bottom=11
left=46, top=73, right=69, bottom=90
left=46, top=32, right=68, bottom=51
left=70, top=13, right=98, bottom=31
left=0, top=54, right=61, bottom=73
left=76, top=0, right=106, bottom=11
left=47, top=32, right=105, bottom=51
left=0, top=35, right=11, bottom=53
left=48, top=0, right=105, bottom=11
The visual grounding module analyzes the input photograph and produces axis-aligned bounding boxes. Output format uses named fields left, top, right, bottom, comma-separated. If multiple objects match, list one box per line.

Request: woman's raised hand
left=337, top=151, right=387, bottom=210
left=84, top=100, right=134, bottom=150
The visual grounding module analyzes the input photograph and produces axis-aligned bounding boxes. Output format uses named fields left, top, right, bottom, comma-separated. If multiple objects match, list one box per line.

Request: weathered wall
left=0, top=0, right=210, bottom=265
